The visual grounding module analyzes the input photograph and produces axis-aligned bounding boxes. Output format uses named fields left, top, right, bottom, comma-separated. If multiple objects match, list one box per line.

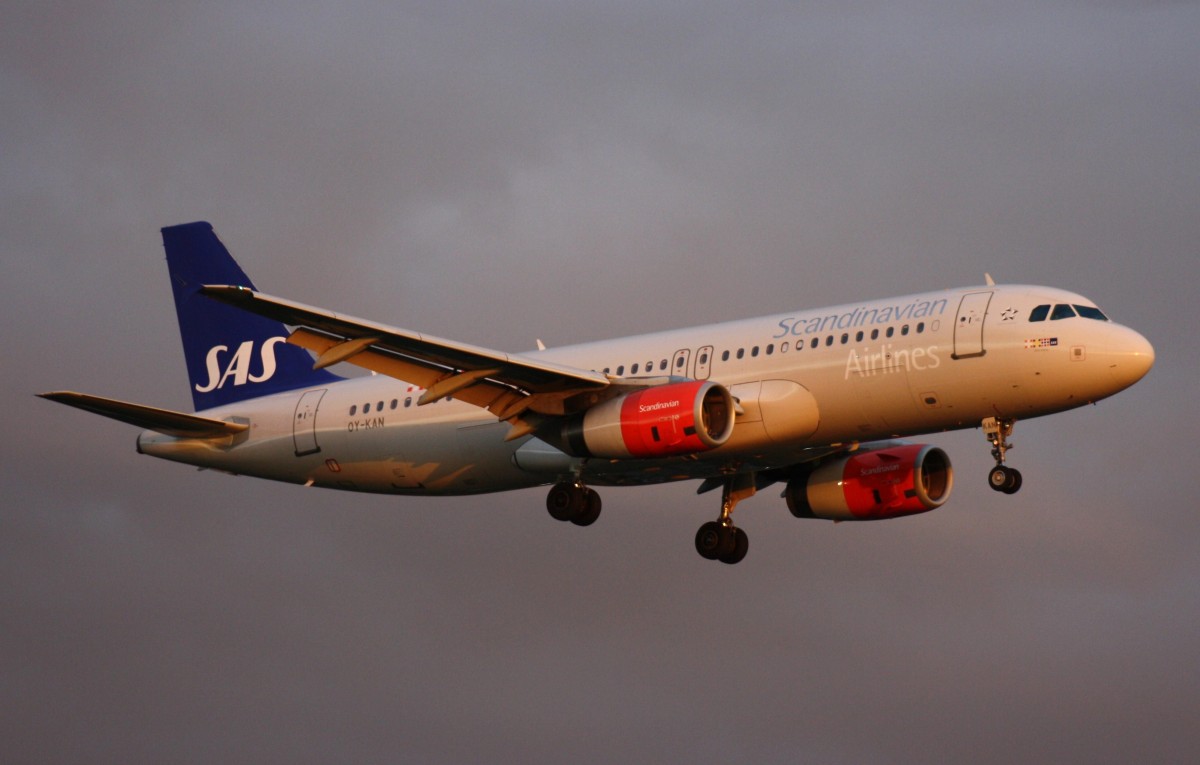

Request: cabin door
left=952, top=291, right=993, bottom=359
left=293, top=389, right=326, bottom=456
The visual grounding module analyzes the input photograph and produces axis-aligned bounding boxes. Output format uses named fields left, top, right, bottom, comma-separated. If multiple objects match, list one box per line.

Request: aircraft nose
left=1106, top=325, right=1155, bottom=390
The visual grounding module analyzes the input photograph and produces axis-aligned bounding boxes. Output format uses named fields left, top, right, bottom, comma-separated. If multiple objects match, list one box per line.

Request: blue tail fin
left=162, top=221, right=341, bottom=411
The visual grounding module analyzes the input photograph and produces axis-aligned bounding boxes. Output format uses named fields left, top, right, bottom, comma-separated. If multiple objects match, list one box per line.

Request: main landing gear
left=545, top=473, right=756, bottom=564
left=983, top=416, right=1022, bottom=494
left=694, top=473, right=754, bottom=565
left=546, top=481, right=602, bottom=526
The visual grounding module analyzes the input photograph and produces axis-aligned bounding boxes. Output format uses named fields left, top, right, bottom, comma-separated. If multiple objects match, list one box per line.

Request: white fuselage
left=137, top=284, right=1153, bottom=495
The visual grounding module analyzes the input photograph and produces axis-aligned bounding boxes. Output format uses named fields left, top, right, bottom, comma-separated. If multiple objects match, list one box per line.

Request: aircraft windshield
left=1073, top=304, right=1109, bottom=321
left=1029, top=303, right=1109, bottom=322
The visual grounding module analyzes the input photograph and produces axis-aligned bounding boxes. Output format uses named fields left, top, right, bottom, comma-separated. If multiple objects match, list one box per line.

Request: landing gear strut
left=546, top=481, right=602, bottom=526
left=695, top=473, right=753, bottom=564
left=983, top=416, right=1022, bottom=494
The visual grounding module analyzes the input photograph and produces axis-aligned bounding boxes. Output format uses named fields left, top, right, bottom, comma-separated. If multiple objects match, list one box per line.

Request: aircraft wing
left=38, top=392, right=249, bottom=438
left=200, top=285, right=613, bottom=432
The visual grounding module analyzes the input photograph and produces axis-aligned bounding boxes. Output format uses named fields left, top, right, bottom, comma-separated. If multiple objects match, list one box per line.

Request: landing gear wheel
left=988, top=466, right=1010, bottom=492
left=547, top=482, right=602, bottom=525
left=718, top=527, right=749, bottom=565
left=695, top=521, right=730, bottom=560
left=546, top=482, right=585, bottom=521
left=983, top=417, right=1023, bottom=495
left=988, top=466, right=1022, bottom=494
left=571, top=489, right=602, bottom=527
left=1001, top=467, right=1022, bottom=494
left=696, top=473, right=757, bottom=563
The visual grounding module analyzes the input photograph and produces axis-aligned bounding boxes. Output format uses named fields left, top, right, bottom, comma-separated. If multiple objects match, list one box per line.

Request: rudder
left=162, top=221, right=341, bottom=411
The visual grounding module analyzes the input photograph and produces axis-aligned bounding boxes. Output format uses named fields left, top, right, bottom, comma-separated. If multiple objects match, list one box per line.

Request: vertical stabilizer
left=162, top=221, right=340, bottom=411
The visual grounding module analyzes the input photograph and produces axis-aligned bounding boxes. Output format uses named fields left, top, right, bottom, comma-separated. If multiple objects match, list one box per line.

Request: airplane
left=40, top=221, right=1155, bottom=564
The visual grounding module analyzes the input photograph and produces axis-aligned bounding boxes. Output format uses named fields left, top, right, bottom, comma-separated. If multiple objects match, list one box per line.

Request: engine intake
left=786, top=443, right=953, bottom=521
left=563, top=380, right=735, bottom=459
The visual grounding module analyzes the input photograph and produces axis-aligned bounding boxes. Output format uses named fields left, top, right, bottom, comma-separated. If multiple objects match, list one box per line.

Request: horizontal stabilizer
left=38, top=391, right=250, bottom=438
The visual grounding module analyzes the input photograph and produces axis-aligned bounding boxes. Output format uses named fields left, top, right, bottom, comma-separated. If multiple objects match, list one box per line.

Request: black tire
left=1001, top=468, right=1023, bottom=495
left=695, top=521, right=725, bottom=560
left=547, top=482, right=584, bottom=521
left=988, top=466, right=1011, bottom=492
left=571, top=489, right=602, bottom=527
left=719, top=527, right=749, bottom=565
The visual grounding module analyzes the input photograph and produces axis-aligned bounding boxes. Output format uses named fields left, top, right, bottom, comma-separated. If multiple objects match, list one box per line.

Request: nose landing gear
left=983, top=416, right=1022, bottom=494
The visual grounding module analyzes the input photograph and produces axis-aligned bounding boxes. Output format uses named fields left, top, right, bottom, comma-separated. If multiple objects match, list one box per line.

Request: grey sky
left=2, top=2, right=1197, bottom=763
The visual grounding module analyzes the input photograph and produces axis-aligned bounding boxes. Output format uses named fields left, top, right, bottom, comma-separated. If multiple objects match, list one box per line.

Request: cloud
left=3, top=3, right=1198, bottom=763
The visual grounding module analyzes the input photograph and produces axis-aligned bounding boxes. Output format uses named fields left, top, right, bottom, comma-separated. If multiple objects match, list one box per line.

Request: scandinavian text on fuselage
left=773, top=297, right=949, bottom=339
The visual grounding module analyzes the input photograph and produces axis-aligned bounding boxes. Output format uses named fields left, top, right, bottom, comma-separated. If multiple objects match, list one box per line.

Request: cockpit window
left=1050, top=304, right=1077, bottom=320
left=1031, top=302, right=1107, bottom=322
left=1073, top=304, right=1109, bottom=321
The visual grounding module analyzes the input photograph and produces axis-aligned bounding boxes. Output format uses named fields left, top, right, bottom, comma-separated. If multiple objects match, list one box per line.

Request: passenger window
left=676, top=356, right=686, bottom=369
left=825, top=336, right=834, bottom=347
left=721, top=350, right=730, bottom=362
left=1051, top=304, right=1077, bottom=320
left=855, top=331, right=864, bottom=342
left=616, top=365, right=625, bottom=375
left=917, top=322, right=925, bottom=333
left=901, top=325, right=909, bottom=336
left=765, top=344, right=773, bottom=355
left=1074, top=305, right=1109, bottom=321
left=751, top=346, right=759, bottom=357
left=871, top=329, right=879, bottom=340
left=736, top=348, right=745, bottom=360
left=660, top=359, right=668, bottom=371
left=405, top=397, right=412, bottom=408
left=631, top=363, right=639, bottom=374
left=1029, top=304, right=1050, bottom=322
left=796, top=340, right=805, bottom=351
left=840, top=333, right=848, bottom=345
left=377, top=401, right=384, bottom=411
left=364, top=403, right=371, bottom=413
left=810, top=338, right=819, bottom=349
left=647, top=359, right=655, bottom=370
left=886, top=327, right=895, bottom=338
left=390, top=399, right=398, bottom=410
left=350, top=405, right=357, bottom=416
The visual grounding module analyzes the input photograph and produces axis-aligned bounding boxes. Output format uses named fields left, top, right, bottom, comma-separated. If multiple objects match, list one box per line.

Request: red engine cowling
left=785, top=444, right=953, bottom=521
left=563, top=380, right=736, bottom=459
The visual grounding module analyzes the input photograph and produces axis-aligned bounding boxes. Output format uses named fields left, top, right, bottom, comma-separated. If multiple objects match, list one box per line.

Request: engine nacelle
left=785, top=444, right=953, bottom=521
left=563, top=380, right=735, bottom=459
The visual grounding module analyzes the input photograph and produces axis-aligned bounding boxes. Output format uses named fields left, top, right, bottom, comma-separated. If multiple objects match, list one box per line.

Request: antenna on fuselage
left=985, top=273, right=996, bottom=287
